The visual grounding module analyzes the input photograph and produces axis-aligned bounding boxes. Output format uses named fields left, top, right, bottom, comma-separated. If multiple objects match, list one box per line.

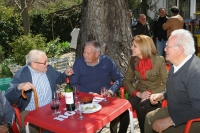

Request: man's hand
left=150, top=93, right=164, bottom=105
left=18, top=82, right=35, bottom=91
left=152, top=117, right=174, bottom=133
left=0, top=124, right=9, bottom=133
left=65, top=68, right=74, bottom=76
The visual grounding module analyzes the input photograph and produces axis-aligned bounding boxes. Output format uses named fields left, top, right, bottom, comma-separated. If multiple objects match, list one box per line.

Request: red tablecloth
left=24, top=92, right=132, bottom=133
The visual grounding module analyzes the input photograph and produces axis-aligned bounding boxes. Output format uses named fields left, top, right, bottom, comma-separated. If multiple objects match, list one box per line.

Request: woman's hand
left=136, top=91, right=151, bottom=101
left=65, top=68, right=74, bottom=76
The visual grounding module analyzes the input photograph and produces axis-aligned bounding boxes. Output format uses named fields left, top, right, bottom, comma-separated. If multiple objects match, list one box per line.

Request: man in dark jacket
left=0, top=91, right=14, bottom=133
left=153, top=8, right=168, bottom=57
left=132, top=14, right=152, bottom=38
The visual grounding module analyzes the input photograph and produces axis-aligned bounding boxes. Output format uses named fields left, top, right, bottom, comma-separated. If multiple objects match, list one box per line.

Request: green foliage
left=46, top=38, right=70, bottom=58
left=0, top=6, right=23, bottom=58
left=0, top=59, right=12, bottom=78
left=30, top=4, right=81, bottom=43
left=9, top=34, right=46, bottom=65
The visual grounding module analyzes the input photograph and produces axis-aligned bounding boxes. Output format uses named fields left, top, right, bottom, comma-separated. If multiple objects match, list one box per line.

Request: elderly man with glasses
left=144, top=29, right=200, bottom=133
left=5, top=49, right=74, bottom=133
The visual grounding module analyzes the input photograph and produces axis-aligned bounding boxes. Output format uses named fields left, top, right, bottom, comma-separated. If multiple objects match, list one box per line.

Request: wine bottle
left=64, top=77, right=75, bottom=111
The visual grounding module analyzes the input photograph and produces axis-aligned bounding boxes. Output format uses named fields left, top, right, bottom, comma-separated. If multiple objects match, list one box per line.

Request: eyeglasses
left=34, top=60, right=48, bottom=65
left=165, top=45, right=179, bottom=49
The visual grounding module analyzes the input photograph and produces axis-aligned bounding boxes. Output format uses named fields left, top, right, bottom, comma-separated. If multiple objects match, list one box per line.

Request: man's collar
left=86, top=56, right=100, bottom=67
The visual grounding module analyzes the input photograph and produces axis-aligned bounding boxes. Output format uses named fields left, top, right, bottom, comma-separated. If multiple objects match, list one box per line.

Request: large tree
left=77, top=0, right=132, bottom=74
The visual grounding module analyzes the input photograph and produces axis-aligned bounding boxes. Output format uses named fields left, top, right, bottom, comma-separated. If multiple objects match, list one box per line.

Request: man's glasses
left=34, top=60, right=48, bottom=65
left=165, top=45, right=179, bottom=50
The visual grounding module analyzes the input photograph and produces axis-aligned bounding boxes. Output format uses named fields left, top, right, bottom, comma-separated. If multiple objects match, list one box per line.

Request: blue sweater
left=5, top=65, right=66, bottom=112
left=70, top=55, right=124, bottom=94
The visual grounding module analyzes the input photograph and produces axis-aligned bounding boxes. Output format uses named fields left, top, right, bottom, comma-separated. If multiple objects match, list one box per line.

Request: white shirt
left=25, top=66, right=52, bottom=111
left=173, top=54, right=192, bottom=73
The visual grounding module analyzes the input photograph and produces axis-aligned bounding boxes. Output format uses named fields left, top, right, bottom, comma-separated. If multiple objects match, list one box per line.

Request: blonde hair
left=132, top=35, right=157, bottom=59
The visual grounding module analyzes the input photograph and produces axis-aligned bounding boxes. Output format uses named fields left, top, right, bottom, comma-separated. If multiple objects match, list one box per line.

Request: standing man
left=70, top=40, right=124, bottom=133
left=144, top=29, right=200, bottom=133
left=5, top=49, right=74, bottom=133
left=0, top=91, right=15, bottom=133
left=163, top=6, right=184, bottom=38
left=153, top=8, right=168, bottom=57
left=132, top=14, right=152, bottom=38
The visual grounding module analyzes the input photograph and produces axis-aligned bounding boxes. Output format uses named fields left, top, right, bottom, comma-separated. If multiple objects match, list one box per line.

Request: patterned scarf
left=136, top=58, right=153, bottom=80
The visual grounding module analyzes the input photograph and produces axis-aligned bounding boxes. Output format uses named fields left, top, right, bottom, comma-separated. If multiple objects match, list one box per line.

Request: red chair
left=161, top=100, right=200, bottom=133
left=10, top=105, right=22, bottom=133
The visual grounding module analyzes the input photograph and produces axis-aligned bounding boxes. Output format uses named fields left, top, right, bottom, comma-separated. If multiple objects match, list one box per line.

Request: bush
left=0, top=6, right=23, bottom=58
left=9, top=34, right=46, bottom=65
left=0, top=59, right=12, bottom=78
left=46, top=37, right=70, bottom=58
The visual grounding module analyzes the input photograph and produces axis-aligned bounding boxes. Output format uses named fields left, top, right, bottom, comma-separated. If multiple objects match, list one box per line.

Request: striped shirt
left=25, top=66, right=52, bottom=111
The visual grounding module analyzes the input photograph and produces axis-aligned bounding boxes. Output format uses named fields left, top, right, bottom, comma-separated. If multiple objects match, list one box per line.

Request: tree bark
left=77, top=0, right=132, bottom=74
left=20, top=0, right=30, bottom=35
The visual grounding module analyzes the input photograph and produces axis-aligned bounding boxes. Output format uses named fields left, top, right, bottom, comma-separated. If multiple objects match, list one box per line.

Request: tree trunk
left=77, top=0, right=132, bottom=74
left=21, top=0, right=30, bottom=35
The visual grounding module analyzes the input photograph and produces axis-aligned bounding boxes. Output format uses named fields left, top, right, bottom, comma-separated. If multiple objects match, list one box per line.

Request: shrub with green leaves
left=9, top=34, right=46, bottom=65
left=46, top=37, right=70, bottom=58
left=0, top=59, right=12, bottom=78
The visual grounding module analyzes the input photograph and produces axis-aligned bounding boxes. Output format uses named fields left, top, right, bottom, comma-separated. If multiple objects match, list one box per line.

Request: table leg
left=25, top=122, right=30, bottom=133
left=128, top=109, right=134, bottom=133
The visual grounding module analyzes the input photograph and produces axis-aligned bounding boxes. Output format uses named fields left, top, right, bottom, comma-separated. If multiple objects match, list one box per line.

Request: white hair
left=26, top=49, right=45, bottom=65
left=170, top=29, right=195, bottom=55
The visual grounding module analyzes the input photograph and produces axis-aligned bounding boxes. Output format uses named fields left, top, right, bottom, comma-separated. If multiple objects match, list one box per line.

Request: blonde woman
left=118, top=35, right=168, bottom=133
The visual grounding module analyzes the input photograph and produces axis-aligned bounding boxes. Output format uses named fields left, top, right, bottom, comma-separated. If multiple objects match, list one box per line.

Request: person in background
left=118, top=35, right=168, bottom=133
left=5, top=49, right=74, bottom=133
left=70, top=25, right=80, bottom=51
left=0, top=91, right=15, bottom=133
left=129, top=9, right=136, bottom=36
left=145, top=29, right=200, bottom=133
left=153, top=8, right=168, bottom=57
left=132, top=14, right=153, bottom=38
left=70, top=40, right=123, bottom=133
left=163, top=6, right=184, bottom=38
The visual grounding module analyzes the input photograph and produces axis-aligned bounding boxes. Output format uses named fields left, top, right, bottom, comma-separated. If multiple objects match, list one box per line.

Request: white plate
left=83, top=103, right=102, bottom=114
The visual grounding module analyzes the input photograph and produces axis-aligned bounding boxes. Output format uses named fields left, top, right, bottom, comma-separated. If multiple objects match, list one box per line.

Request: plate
left=83, top=103, right=102, bottom=114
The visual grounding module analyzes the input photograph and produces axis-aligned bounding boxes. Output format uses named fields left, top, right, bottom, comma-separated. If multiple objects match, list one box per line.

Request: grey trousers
left=144, top=107, right=200, bottom=133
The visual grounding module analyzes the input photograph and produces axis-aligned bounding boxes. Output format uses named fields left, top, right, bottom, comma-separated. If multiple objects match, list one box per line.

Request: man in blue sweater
left=145, top=29, right=200, bottom=133
left=70, top=40, right=123, bottom=96
left=5, top=49, right=73, bottom=133
left=70, top=40, right=123, bottom=133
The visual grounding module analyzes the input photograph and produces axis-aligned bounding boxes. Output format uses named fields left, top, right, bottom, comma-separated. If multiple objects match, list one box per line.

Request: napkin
left=64, top=111, right=75, bottom=116
left=53, top=117, right=64, bottom=121
left=92, top=97, right=104, bottom=103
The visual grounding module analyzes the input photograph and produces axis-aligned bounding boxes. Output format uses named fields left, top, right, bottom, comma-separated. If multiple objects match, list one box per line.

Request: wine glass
left=73, top=85, right=79, bottom=102
left=75, top=101, right=84, bottom=120
left=101, top=87, right=109, bottom=103
left=51, top=98, right=61, bottom=116
left=56, top=90, right=62, bottom=105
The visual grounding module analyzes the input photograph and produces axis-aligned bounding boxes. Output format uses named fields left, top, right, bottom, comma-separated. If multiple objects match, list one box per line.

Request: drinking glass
left=73, top=85, right=79, bottom=102
left=75, top=101, right=84, bottom=120
left=101, top=87, right=109, bottom=103
left=51, top=98, right=61, bottom=116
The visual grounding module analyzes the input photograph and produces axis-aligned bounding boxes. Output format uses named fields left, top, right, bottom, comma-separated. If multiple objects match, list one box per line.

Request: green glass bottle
left=64, top=77, right=75, bottom=111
